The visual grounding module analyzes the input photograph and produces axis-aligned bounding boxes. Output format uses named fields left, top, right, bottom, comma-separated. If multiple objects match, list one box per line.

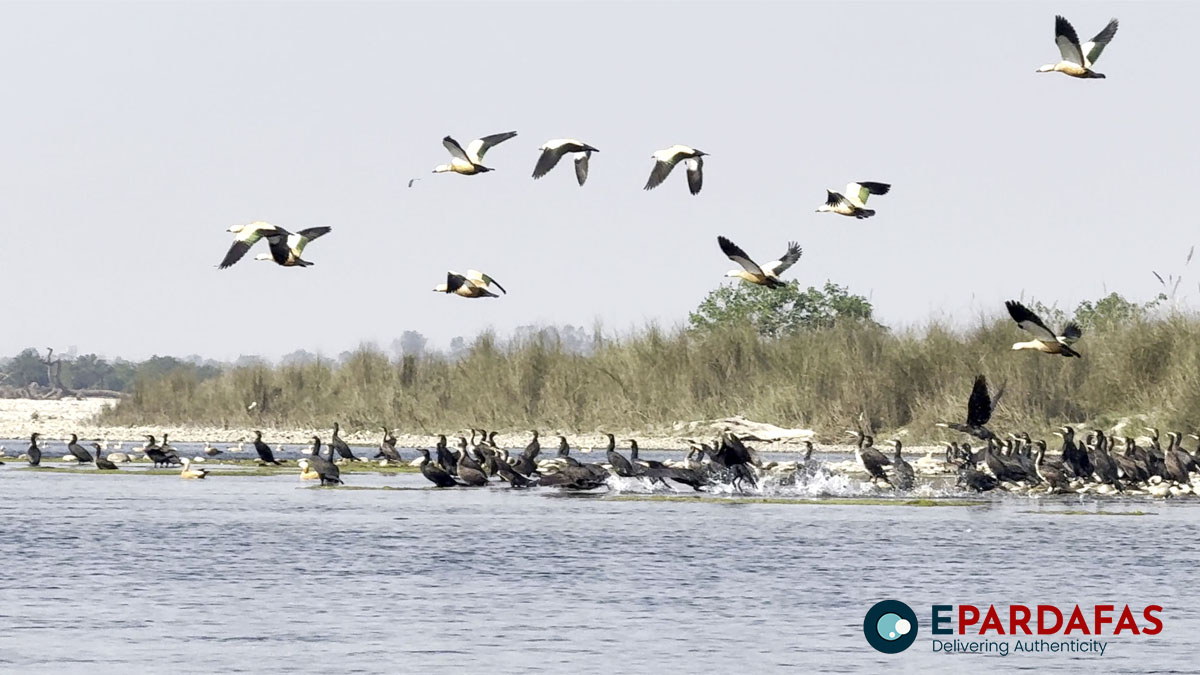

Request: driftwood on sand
left=673, top=415, right=814, bottom=443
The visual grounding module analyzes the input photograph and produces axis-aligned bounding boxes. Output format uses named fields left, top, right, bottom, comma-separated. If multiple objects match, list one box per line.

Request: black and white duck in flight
left=1037, top=15, right=1118, bottom=79
left=1005, top=301, right=1083, bottom=357
left=532, top=139, right=599, bottom=185
left=644, top=145, right=707, bottom=195
left=717, top=236, right=802, bottom=288
left=434, top=270, right=506, bottom=298
left=219, top=222, right=283, bottom=269
left=434, top=132, right=518, bottom=175
left=255, top=226, right=332, bottom=268
left=816, top=182, right=891, bottom=219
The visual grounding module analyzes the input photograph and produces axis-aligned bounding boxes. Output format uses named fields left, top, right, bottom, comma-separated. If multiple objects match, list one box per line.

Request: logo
left=864, top=600, right=918, bottom=653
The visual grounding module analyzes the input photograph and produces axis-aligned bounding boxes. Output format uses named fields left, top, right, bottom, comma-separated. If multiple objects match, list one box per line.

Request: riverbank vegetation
left=92, top=281, right=1200, bottom=442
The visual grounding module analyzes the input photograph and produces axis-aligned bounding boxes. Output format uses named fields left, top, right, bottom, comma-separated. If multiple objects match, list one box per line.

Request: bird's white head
left=433, top=164, right=452, bottom=173
left=724, top=270, right=742, bottom=279
left=227, top=224, right=245, bottom=233
left=254, top=253, right=272, bottom=262
left=1035, top=64, right=1055, bottom=73
left=433, top=283, right=448, bottom=293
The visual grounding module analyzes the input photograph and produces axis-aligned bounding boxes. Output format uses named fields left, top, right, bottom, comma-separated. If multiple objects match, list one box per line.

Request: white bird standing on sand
left=433, top=132, right=518, bottom=175
left=1004, top=300, right=1083, bottom=357
left=219, top=221, right=284, bottom=269
left=532, top=139, right=599, bottom=185
left=434, top=270, right=507, bottom=299
left=644, top=145, right=707, bottom=195
left=717, top=236, right=802, bottom=288
left=254, top=226, right=332, bottom=268
left=816, top=182, right=891, bottom=219
left=1037, top=16, right=1118, bottom=79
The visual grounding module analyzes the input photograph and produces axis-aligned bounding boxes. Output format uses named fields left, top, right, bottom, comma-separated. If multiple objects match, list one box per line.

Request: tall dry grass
left=101, top=314, right=1200, bottom=441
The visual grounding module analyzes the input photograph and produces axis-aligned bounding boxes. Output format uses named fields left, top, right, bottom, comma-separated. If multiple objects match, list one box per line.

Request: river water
left=0, top=443, right=1196, bottom=673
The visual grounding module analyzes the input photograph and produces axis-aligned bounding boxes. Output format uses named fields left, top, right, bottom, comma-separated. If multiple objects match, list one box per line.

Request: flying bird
left=255, top=226, right=332, bottom=268
left=434, top=270, right=506, bottom=298
left=1037, top=15, right=1118, bottom=79
left=218, top=221, right=285, bottom=269
left=717, top=236, right=802, bottom=288
left=1005, top=300, right=1083, bottom=357
left=644, top=145, right=707, bottom=195
left=433, top=132, right=518, bottom=175
left=936, top=375, right=1004, bottom=441
left=816, top=182, right=891, bottom=219
left=532, top=139, right=599, bottom=185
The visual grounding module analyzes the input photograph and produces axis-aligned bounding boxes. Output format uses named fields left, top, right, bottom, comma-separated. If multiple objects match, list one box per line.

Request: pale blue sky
left=0, top=1, right=1192, bottom=360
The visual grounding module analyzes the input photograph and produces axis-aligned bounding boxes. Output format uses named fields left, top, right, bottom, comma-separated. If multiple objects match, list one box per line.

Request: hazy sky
left=0, top=1, right=1193, bottom=360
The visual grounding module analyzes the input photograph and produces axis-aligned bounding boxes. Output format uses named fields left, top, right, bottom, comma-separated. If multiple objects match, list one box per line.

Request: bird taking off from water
left=1037, top=15, right=1118, bottom=79
left=434, top=270, right=507, bottom=298
left=433, top=132, right=518, bottom=175
left=717, top=236, right=802, bottom=288
left=644, top=145, right=707, bottom=195
left=532, top=139, right=599, bottom=185
left=936, top=375, right=1004, bottom=441
left=1005, top=300, right=1083, bottom=357
left=816, top=182, right=891, bottom=219
left=255, top=227, right=332, bottom=268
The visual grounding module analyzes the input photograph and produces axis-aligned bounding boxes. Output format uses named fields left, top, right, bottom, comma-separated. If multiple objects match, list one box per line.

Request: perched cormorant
left=1054, top=426, right=1092, bottom=480
left=717, top=236, right=802, bottom=289
left=1087, top=429, right=1123, bottom=491
left=303, top=437, right=342, bottom=485
left=330, top=422, right=359, bottom=461
left=604, top=433, right=636, bottom=477
left=644, top=145, right=707, bottom=195
left=376, top=427, right=403, bottom=463
left=252, top=431, right=282, bottom=466
left=434, top=435, right=457, bottom=475
left=91, top=443, right=118, bottom=470
left=889, top=440, right=914, bottom=491
left=27, top=432, right=41, bottom=466
left=1033, top=440, right=1068, bottom=492
left=416, top=448, right=458, bottom=487
left=936, top=375, right=1004, bottom=441
left=849, top=431, right=891, bottom=485
left=66, top=434, right=93, bottom=463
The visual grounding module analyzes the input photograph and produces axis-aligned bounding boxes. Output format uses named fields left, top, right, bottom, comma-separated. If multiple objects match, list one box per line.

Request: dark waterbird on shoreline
left=330, top=422, right=359, bottom=461
left=303, top=436, right=342, bottom=485
left=848, top=431, right=890, bottom=486
left=252, top=431, right=282, bottom=466
left=91, top=443, right=118, bottom=471
left=889, top=440, right=914, bottom=490
left=937, top=374, right=1004, bottom=441
left=66, top=434, right=93, bottom=463
left=375, top=427, right=403, bottom=463
left=142, top=435, right=177, bottom=468
left=416, top=448, right=458, bottom=487
left=27, top=432, right=41, bottom=466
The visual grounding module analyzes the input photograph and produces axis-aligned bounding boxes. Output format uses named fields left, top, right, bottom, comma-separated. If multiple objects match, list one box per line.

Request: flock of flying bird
left=12, top=14, right=1147, bottom=495
left=212, top=14, right=1121, bottom=303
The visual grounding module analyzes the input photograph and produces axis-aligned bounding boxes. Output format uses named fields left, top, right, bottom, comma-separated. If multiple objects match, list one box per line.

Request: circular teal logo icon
left=863, top=600, right=917, bottom=653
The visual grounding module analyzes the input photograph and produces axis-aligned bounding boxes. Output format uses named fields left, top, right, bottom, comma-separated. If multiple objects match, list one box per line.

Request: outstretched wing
left=717, top=236, right=763, bottom=275
left=686, top=157, right=704, bottom=195
left=445, top=271, right=468, bottom=293
left=848, top=181, right=891, bottom=205
left=532, top=147, right=564, bottom=179
left=966, top=375, right=996, bottom=427
left=825, top=190, right=852, bottom=208
left=1059, top=322, right=1083, bottom=344
left=1082, top=18, right=1118, bottom=67
left=219, top=239, right=256, bottom=269
left=467, top=131, right=518, bottom=163
left=763, top=242, right=802, bottom=276
left=291, top=226, right=331, bottom=255
left=1005, top=300, right=1057, bottom=341
left=644, top=159, right=676, bottom=191
left=574, top=152, right=591, bottom=186
left=466, top=269, right=506, bottom=294
left=265, top=234, right=293, bottom=265
left=442, top=136, right=471, bottom=162
left=1054, top=15, right=1084, bottom=65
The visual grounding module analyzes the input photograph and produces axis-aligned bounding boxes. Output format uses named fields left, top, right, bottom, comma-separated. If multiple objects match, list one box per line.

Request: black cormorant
left=849, top=431, right=891, bottom=485
left=66, top=434, right=93, bottom=463
left=604, top=433, right=635, bottom=477
left=330, top=422, right=359, bottom=461
left=253, top=430, right=283, bottom=465
left=936, top=375, right=1003, bottom=441
left=416, top=448, right=458, bottom=487
left=91, top=443, right=118, bottom=470
left=889, top=440, right=914, bottom=490
left=27, top=432, right=41, bottom=466
left=304, top=437, right=342, bottom=485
